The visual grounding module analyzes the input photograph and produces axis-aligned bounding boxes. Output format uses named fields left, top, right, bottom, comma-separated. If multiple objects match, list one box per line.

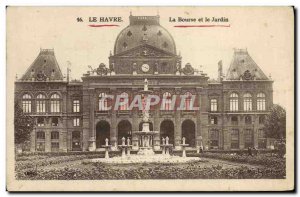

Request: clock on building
left=141, top=64, right=150, bottom=73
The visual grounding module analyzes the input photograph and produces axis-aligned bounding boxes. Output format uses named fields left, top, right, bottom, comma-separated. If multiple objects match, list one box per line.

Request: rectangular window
left=37, top=117, right=45, bottom=127
left=230, top=99, right=238, bottom=111
left=209, top=130, right=219, bottom=148
left=244, top=98, right=252, bottom=111
left=210, top=99, right=217, bottom=111
left=22, top=100, right=31, bottom=113
left=231, top=129, right=239, bottom=149
left=257, top=99, right=266, bottom=111
left=36, top=131, right=45, bottom=139
left=36, top=142, right=45, bottom=151
left=51, top=142, right=59, bottom=152
left=51, top=131, right=59, bottom=140
left=244, top=129, right=253, bottom=148
left=73, top=100, right=80, bottom=112
left=72, top=131, right=81, bottom=151
left=73, top=118, right=80, bottom=127
left=36, top=100, right=46, bottom=113
left=52, top=117, right=59, bottom=126
left=51, top=100, right=60, bottom=113
left=210, top=117, right=218, bottom=125
left=258, top=129, right=267, bottom=149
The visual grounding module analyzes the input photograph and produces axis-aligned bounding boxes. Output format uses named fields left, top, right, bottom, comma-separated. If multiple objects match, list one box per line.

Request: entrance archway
left=182, top=119, right=196, bottom=147
left=117, top=120, right=132, bottom=145
left=160, top=120, right=174, bottom=145
left=96, top=120, right=110, bottom=148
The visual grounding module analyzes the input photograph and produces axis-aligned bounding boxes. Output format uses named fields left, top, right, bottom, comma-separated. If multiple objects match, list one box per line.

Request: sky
left=7, top=7, right=294, bottom=109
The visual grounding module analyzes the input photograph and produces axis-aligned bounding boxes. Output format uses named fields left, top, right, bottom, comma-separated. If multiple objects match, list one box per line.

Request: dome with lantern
left=114, top=14, right=176, bottom=55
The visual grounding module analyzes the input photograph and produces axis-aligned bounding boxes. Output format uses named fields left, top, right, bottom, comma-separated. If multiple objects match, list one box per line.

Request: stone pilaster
left=153, top=109, right=160, bottom=150
left=132, top=109, right=139, bottom=150
left=30, top=128, right=36, bottom=152
left=45, top=130, right=51, bottom=152
left=239, top=116, right=245, bottom=149
left=223, top=128, right=230, bottom=150
left=253, top=115, right=258, bottom=148
left=110, top=112, right=118, bottom=150
left=174, top=110, right=181, bottom=150
left=88, top=88, right=96, bottom=151
left=60, top=131, right=68, bottom=152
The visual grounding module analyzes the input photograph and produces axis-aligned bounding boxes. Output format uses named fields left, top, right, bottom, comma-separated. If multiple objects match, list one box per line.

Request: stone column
left=223, top=128, right=230, bottom=150
left=153, top=109, right=160, bottom=150
left=195, top=87, right=202, bottom=150
left=253, top=115, right=258, bottom=148
left=110, top=112, right=118, bottom=150
left=132, top=109, right=139, bottom=151
left=30, top=128, right=36, bottom=152
left=239, top=116, right=245, bottom=150
left=60, top=131, right=68, bottom=152
left=174, top=110, right=181, bottom=150
left=199, top=88, right=209, bottom=150
left=88, top=88, right=96, bottom=151
left=45, top=130, right=51, bottom=152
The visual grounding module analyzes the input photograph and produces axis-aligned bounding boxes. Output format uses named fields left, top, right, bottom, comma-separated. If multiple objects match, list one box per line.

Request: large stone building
left=14, top=14, right=274, bottom=152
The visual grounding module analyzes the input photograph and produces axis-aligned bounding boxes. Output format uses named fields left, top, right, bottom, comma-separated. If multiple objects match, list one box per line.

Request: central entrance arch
left=117, top=120, right=132, bottom=145
left=160, top=120, right=174, bottom=145
left=182, top=119, right=196, bottom=147
left=96, top=120, right=110, bottom=148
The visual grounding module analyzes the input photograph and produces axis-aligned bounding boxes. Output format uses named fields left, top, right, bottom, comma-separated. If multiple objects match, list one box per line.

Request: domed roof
left=114, top=15, right=176, bottom=55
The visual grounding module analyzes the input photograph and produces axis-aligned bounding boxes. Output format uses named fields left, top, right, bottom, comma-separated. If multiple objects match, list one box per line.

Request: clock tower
left=109, top=14, right=181, bottom=75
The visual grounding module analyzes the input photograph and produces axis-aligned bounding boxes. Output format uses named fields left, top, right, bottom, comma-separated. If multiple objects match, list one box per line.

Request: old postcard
left=6, top=6, right=294, bottom=191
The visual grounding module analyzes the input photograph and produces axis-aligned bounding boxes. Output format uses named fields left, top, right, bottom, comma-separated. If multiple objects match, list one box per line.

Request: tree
left=263, top=104, right=286, bottom=139
left=14, top=101, right=34, bottom=149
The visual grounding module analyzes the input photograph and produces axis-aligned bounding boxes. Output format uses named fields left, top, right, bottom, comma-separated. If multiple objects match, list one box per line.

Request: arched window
left=162, top=92, right=172, bottom=110
left=36, top=94, right=46, bottom=113
left=257, top=93, right=266, bottom=111
left=243, top=93, right=252, bottom=111
left=50, top=93, right=60, bottom=113
left=99, top=93, right=109, bottom=111
left=22, top=94, right=32, bottom=113
left=119, top=92, right=129, bottom=110
left=229, top=93, right=239, bottom=111
left=210, top=99, right=217, bottom=111
left=184, top=92, right=193, bottom=110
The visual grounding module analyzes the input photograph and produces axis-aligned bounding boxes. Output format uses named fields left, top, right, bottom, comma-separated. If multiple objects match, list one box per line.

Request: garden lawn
left=15, top=152, right=285, bottom=180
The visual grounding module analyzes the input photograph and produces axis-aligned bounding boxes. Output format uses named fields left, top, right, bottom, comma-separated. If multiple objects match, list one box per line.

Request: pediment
left=113, top=44, right=176, bottom=58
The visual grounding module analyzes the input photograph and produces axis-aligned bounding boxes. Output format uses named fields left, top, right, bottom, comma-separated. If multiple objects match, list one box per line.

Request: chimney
left=218, top=60, right=223, bottom=82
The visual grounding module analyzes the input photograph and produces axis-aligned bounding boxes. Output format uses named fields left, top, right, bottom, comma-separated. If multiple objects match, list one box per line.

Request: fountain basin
left=87, top=154, right=201, bottom=164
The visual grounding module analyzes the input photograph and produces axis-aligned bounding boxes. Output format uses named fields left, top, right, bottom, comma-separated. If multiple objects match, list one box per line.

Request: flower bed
left=16, top=161, right=285, bottom=180
left=188, top=152, right=285, bottom=167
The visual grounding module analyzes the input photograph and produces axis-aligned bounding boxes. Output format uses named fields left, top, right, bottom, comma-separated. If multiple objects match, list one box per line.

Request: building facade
left=14, top=15, right=274, bottom=152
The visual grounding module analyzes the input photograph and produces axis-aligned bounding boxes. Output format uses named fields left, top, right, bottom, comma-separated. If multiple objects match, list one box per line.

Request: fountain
left=101, top=138, right=112, bottom=159
left=179, top=137, right=189, bottom=158
left=87, top=79, right=201, bottom=164
left=135, top=79, right=158, bottom=155
left=118, top=137, right=127, bottom=158
left=160, top=136, right=173, bottom=156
